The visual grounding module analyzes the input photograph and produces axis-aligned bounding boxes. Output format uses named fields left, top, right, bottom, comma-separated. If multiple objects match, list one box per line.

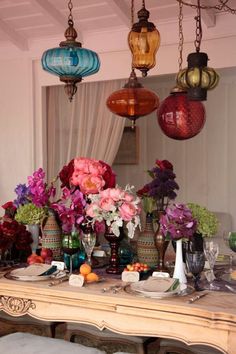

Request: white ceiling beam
left=189, top=0, right=216, bottom=28
left=32, top=0, right=83, bottom=43
left=0, top=18, right=28, bottom=50
left=107, top=0, right=131, bottom=28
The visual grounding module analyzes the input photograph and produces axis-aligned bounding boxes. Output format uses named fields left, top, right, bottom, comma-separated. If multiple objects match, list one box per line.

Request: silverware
left=101, top=284, right=122, bottom=293
left=48, top=275, right=69, bottom=287
left=187, top=292, right=208, bottom=304
left=225, top=284, right=236, bottom=293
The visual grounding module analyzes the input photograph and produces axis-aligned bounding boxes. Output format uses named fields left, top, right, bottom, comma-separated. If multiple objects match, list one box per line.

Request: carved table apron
left=0, top=277, right=236, bottom=354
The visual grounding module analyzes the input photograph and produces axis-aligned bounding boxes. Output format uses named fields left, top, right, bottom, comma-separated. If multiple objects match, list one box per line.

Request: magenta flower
left=160, top=203, right=197, bottom=240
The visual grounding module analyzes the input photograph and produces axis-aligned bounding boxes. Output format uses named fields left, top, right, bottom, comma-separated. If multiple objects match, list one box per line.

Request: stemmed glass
left=203, top=240, right=219, bottom=290
left=81, top=231, right=96, bottom=265
left=223, top=231, right=236, bottom=273
left=186, top=251, right=205, bottom=291
left=62, top=230, right=80, bottom=274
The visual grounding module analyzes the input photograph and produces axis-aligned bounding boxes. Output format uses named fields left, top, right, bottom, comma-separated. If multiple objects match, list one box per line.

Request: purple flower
left=14, top=184, right=31, bottom=207
left=28, top=168, right=55, bottom=207
left=160, top=203, right=197, bottom=240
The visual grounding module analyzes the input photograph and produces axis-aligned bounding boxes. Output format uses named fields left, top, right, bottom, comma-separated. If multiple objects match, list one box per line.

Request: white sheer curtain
left=46, top=79, right=126, bottom=181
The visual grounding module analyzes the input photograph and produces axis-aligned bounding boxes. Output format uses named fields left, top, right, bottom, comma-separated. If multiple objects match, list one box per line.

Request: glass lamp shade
left=176, top=52, right=219, bottom=101
left=157, top=88, right=206, bottom=140
left=41, top=21, right=100, bottom=101
left=128, top=5, right=160, bottom=77
left=106, top=70, right=159, bottom=127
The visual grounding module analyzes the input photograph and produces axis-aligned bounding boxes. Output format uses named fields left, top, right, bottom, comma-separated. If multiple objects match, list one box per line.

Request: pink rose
left=124, top=192, right=134, bottom=202
left=109, top=188, right=124, bottom=201
left=74, top=158, right=90, bottom=174
left=99, top=197, right=115, bottom=211
left=119, top=202, right=138, bottom=221
left=79, top=175, right=105, bottom=194
left=86, top=203, right=99, bottom=218
left=100, top=188, right=111, bottom=198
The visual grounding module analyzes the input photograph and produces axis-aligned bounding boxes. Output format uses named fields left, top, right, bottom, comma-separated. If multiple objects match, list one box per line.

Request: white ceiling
left=0, top=0, right=235, bottom=52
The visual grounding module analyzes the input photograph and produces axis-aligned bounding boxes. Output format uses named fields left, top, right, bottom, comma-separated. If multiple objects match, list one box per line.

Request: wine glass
left=223, top=231, right=236, bottom=272
left=62, top=232, right=80, bottom=274
left=186, top=251, right=205, bottom=291
left=203, top=240, right=219, bottom=290
left=81, top=232, right=96, bottom=265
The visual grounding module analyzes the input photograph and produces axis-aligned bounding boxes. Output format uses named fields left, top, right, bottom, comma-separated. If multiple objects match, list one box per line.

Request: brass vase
left=154, top=213, right=169, bottom=272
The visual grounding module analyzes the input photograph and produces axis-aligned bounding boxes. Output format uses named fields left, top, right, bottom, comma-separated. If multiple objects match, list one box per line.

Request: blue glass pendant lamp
left=41, top=0, right=100, bottom=101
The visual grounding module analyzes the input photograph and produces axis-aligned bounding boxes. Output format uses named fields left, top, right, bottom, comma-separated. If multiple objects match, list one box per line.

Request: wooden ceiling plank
left=0, top=18, right=28, bottom=50
left=107, top=0, right=131, bottom=28
left=32, top=0, right=83, bottom=43
left=189, top=0, right=216, bottom=28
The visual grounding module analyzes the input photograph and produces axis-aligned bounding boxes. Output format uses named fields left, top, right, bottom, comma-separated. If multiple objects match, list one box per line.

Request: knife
left=48, top=275, right=69, bottom=287
left=188, top=292, right=208, bottom=304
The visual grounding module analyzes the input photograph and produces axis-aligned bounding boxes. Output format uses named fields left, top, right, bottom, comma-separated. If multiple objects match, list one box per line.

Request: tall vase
left=137, top=213, right=158, bottom=267
left=104, top=227, right=124, bottom=274
left=28, top=224, right=40, bottom=253
left=154, top=212, right=169, bottom=272
left=41, top=209, right=62, bottom=260
left=173, top=238, right=187, bottom=284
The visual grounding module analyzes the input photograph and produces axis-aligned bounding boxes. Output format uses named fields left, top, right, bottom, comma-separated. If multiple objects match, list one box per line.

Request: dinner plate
left=124, top=283, right=194, bottom=299
left=4, top=264, right=60, bottom=282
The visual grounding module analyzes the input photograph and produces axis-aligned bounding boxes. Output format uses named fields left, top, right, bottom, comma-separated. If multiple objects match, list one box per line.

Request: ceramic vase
left=41, top=209, right=62, bottom=260
left=173, top=238, right=187, bottom=284
left=137, top=213, right=158, bottom=267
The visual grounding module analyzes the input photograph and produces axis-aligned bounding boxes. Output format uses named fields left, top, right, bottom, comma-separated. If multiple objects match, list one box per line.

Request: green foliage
left=15, top=203, right=46, bottom=225
left=187, top=203, right=219, bottom=237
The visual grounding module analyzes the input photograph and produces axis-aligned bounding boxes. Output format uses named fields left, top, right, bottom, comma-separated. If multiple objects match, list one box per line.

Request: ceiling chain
left=176, top=0, right=236, bottom=14
left=68, top=0, right=74, bottom=26
left=178, top=0, right=184, bottom=70
left=194, top=0, right=202, bottom=52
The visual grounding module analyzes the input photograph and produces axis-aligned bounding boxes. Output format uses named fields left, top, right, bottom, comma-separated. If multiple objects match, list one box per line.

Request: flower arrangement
left=160, top=203, right=197, bottom=240
left=0, top=219, right=33, bottom=253
left=59, top=157, right=116, bottom=193
left=137, top=159, right=179, bottom=214
left=13, top=168, right=56, bottom=225
left=187, top=203, right=219, bottom=237
left=51, top=187, right=86, bottom=233
left=85, top=185, right=141, bottom=238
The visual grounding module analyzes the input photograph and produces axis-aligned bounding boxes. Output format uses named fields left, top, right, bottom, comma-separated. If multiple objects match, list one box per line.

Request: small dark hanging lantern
left=128, top=0, right=160, bottom=77
left=106, top=69, right=159, bottom=129
left=41, top=0, right=100, bottom=101
left=176, top=0, right=219, bottom=101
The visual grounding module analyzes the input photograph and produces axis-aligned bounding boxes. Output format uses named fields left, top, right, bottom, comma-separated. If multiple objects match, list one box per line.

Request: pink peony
left=124, top=192, right=134, bottom=202
left=99, top=197, right=115, bottom=211
left=71, top=174, right=105, bottom=194
left=109, top=188, right=124, bottom=201
left=74, top=158, right=105, bottom=176
left=119, top=202, right=138, bottom=221
left=86, top=203, right=99, bottom=218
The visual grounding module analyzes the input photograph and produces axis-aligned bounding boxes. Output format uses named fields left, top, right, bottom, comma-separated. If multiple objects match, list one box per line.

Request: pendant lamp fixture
left=106, top=69, right=159, bottom=129
left=41, top=0, right=100, bottom=101
left=176, top=0, right=219, bottom=101
left=157, top=0, right=205, bottom=140
left=128, top=0, right=160, bottom=77
left=106, top=0, right=159, bottom=128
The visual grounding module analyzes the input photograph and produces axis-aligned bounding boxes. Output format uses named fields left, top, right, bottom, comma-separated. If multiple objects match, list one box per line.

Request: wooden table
left=0, top=276, right=235, bottom=354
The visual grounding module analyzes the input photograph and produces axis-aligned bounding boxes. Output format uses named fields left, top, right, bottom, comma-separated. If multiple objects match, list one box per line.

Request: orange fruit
left=79, top=263, right=92, bottom=276
left=86, top=272, right=99, bottom=283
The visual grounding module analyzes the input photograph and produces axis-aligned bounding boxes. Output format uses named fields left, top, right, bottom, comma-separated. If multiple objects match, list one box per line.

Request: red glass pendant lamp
left=157, top=86, right=205, bottom=140
left=106, top=69, right=159, bottom=128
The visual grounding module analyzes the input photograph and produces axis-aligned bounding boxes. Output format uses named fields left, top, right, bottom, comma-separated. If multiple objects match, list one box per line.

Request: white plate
left=5, top=264, right=60, bottom=282
left=125, top=284, right=193, bottom=299
left=129, top=278, right=180, bottom=298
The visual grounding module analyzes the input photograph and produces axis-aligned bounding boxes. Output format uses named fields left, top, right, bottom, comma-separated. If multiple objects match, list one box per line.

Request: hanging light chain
left=194, top=0, right=202, bottom=52
left=176, top=0, right=236, bottom=14
left=178, top=0, right=184, bottom=70
left=131, top=0, right=134, bottom=26
left=142, top=0, right=145, bottom=8
left=68, top=0, right=74, bottom=25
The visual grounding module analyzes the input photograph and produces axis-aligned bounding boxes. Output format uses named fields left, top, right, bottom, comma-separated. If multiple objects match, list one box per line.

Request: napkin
left=69, top=274, right=84, bottom=287
left=11, top=264, right=54, bottom=277
left=141, top=277, right=179, bottom=293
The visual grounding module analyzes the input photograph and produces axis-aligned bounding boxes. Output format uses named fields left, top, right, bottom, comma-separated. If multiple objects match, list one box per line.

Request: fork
left=225, top=284, right=236, bottom=293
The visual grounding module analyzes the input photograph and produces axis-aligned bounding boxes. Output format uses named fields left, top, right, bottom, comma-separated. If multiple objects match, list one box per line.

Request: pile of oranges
left=79, top=264, right=99, bottom=283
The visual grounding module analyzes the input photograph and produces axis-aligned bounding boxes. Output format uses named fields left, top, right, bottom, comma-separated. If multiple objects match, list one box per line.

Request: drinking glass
left=223, top=231, right=236, bottom=272
left=203, top=240, right=219, bottom=290
left=186, top=251, right=205, bottom=291
left=62, top=231, right=80, bottom=274
left=81, top=232, right=96, bottom=265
